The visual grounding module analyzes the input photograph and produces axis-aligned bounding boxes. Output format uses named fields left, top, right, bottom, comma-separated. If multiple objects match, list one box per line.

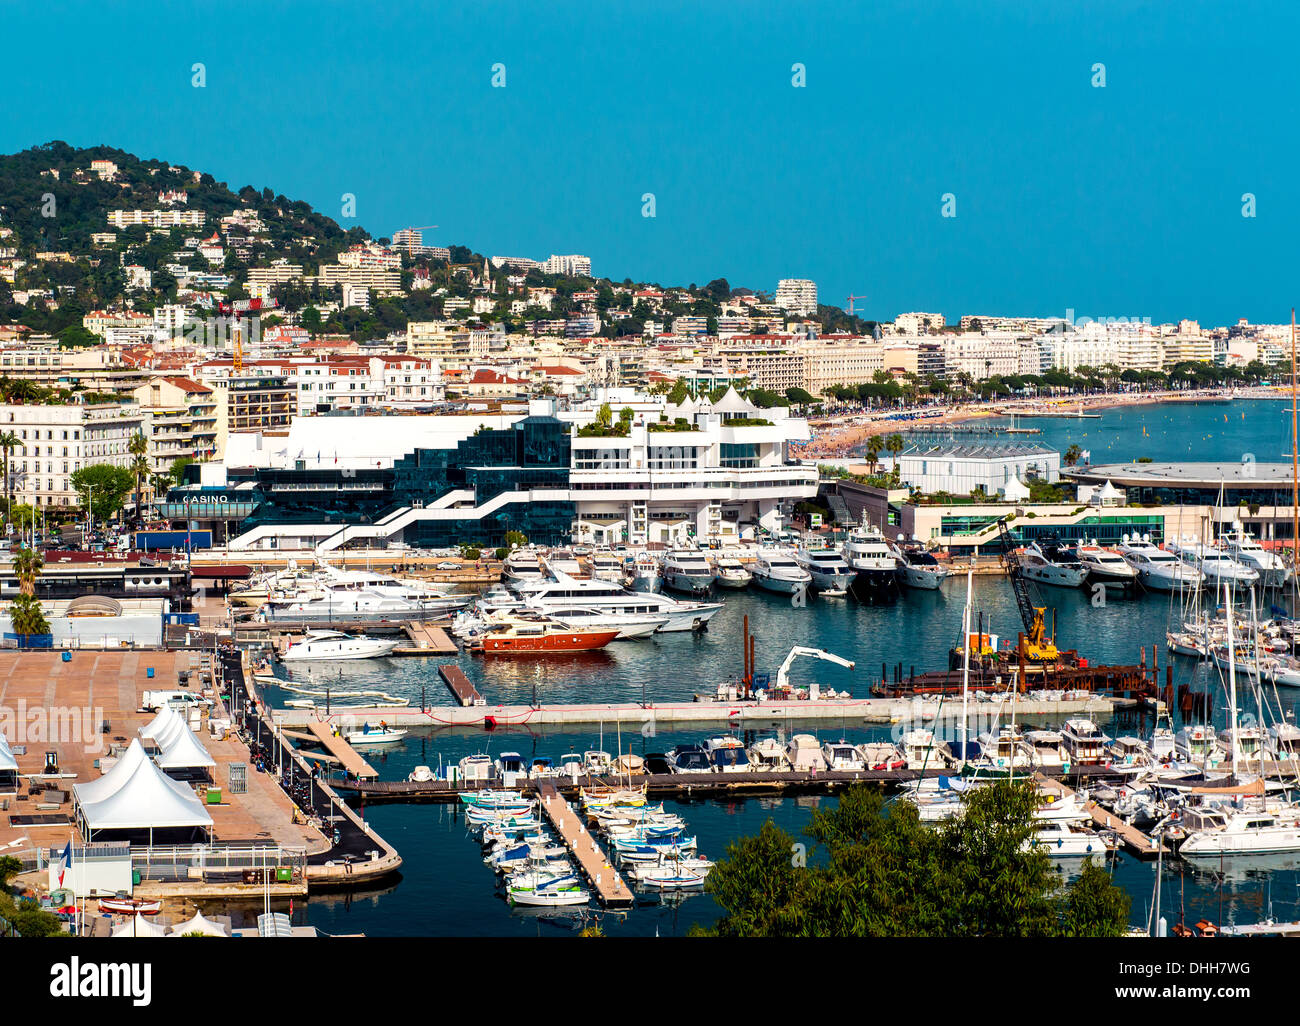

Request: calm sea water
left=275, top=401, right=1300, bottom=936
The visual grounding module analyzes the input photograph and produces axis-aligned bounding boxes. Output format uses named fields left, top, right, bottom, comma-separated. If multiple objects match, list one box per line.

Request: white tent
left=712, top=385, right=757, bottom=417
left=151, top=714, right=189, bottom=751
left=1001, top=476, right=1031, bottom=502
left=0, top=733, right=18, bottom=773
left=155, top=722, right=216, bottom=772
left=75, top=742, right=212, bottom=840
left=112, top=915, right=167, bottom=938
left=170, top=910, right=229, bottom=937
left=140, top=705, right=180, bottom=741
left=71, top=739, right=152, bottom=807
left=1095, top=479, right=1122, bottom=506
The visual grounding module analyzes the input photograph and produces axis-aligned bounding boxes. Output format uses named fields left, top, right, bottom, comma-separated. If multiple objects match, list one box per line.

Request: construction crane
left=846, top=293, right=868, bottom=317
left=216, top=297, right=279, bottom=373
left=396, top=224, right=439, bottom=258
left=773, top=646, right=856, bottom=697
left=996, top=517, right=1058, bottom=663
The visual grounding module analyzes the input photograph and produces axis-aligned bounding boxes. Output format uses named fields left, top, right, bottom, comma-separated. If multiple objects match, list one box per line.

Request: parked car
left=435, top=561, right=460, bottom=570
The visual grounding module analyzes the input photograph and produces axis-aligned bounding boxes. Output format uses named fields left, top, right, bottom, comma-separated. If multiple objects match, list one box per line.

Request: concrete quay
left=272, top=693, right=1124, bottom=730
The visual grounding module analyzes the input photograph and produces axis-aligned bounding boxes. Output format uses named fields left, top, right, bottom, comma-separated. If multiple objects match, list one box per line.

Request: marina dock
left=396, top=622, right=458, bottom=656
left=537, top=781, right=634, bottom=906
left=1034, top=773, right=1167, bottom=859
left=438, top=663, right=483, bottom=706
left=302, top=720, right=380, bottom=779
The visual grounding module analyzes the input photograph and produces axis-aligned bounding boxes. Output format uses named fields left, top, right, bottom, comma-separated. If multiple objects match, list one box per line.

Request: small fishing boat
left=345, top=723, right=407, bottom=745
left=98, top=896, right=162, bottom=916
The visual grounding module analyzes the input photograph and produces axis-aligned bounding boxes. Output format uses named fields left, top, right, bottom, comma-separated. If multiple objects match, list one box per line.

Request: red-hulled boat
left=473, top=617, right=618, bottom=654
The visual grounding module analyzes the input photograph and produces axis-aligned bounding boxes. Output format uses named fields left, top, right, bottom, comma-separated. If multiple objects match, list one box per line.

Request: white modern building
left=890, top=443, right=1060, bottom=497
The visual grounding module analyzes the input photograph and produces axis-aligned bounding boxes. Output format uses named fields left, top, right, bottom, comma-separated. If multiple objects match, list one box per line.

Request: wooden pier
left=302, top=720, right=380, bottom=780
left=1034, top=773, right=1167, bottom=859
left=438, top=664, right=483, bottom=707
left=536, top=781, right=633, bottom=907
left=396, top=622, right=458, bottom=656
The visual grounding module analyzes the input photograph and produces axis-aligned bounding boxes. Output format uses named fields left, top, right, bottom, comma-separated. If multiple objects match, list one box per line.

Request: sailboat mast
left=1225, top=579, right=1239, bottom=779
left=960, top=566, right=973, bottom=761
left=1292, top=309, right=1298, bottom=586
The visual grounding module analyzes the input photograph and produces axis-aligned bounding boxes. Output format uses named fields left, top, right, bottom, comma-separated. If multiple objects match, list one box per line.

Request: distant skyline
left=2, top=0, right=1296, bottom=326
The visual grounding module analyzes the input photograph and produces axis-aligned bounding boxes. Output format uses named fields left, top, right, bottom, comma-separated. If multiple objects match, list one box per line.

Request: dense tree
left=699, top=782, right=1130, bottom=937
left=69, top=464, right=134, bottom=523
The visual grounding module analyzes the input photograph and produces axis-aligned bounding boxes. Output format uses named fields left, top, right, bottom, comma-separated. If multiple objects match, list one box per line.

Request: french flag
left=57, top=840, right=72, bottom=887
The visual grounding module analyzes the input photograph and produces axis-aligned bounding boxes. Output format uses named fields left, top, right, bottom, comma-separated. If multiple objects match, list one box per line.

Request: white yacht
left=841, top=518, right=900, bottom=595
left=900, top=728, right=954, bottom=771
left=528, top=602, right=669, bottom=640
left=793, top=543, right=855, bottom=595
left=1174, top=724, right=1223, bottom=768
left=1060, top=718, right=1111, bottom=767
left=263, top=585, right=470, bottom=625
left=891, top=539, right=950, bottom=590
left=660, top=549, right=716, bottom=595
left=751, top=548, right=812, bottom=595
left=748, top=737, right=793, bottom=771
left=1117, top=536, right=1204, bottom=591
left=503, top=549, right=547, bottom=587
left=821, top=740, right=866, bottom=771
left=1179, top=803, right=1300, bottom=857
left=1221, top=525, right=1291, bottom=588
left=1028, top=820, right=1113, bottom=858
left=512, top=570, right=721, bottom=633
left=1167, top=536, right=1259, bottom=590
left=701, top=735, right=752, bottom=773
left=628, top=552, right=661, bottom=593
left=1019, top=543, right=1089, bottom=587
left=281, top=629, right=400, bottom=662
left=1024, top=729, right=1069, bottom=771
left=1073, top=542, right=1139, bottom=588
left=974, top=725, right=1033, bottom=773
left=587, top=551, right=626, bottom=584
left=712, top=555, right=753, bottom=589
left=547, top=548, right=583, bottom=577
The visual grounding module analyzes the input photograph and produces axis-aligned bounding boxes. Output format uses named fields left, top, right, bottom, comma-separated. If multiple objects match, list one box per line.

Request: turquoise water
left=277, top=401, right=1300, bottom=936
left=990, top=398, right=1294, bottom=465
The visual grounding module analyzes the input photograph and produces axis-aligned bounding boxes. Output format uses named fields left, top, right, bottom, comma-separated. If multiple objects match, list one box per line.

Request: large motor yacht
left=751, top=548, right=812, bottom=595
left=660, top=549, right=717, bottom=595
left=512, top=570, right=722, bottom=633
left=1117, top=535, right=1205, bottom=591
left=841, top=518, right=900, bottom=599
left=793, top=543, right=855, bottom=595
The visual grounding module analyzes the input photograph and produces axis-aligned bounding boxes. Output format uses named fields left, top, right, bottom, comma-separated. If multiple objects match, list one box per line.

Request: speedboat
left=345, top=723, right=407, bottom=745
left=1117, top=535, right=1204, bottom=591
left=821, top=740, right=866, bottom=771
left=891, top=539, right=949, bottom=590
left=751, top=548, right=812, bottom=595
left=1221, top=525, right=1291, bottom=588
left=667, top=744, right=712, bottom=774
left=857, top=741, right=906, bottom=770
left=1073, top=542, right=1139, bottom=589
left=660, top=549, right=716, bottom=595
left=712, top=556, right=753, bottom=589
left=842, top=518, right=900, bottom=598
left=794, top=543, right=856, bottom=595
left=701, top=735, right=751, bottom=773
left=281, top=629, right=400, bottom=662
left=1019, top=543, right=1088, bottom=587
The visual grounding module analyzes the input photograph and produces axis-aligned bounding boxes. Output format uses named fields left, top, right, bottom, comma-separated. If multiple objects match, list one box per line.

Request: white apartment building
left=0, top=402, right=145, bottom=508
left=316, top=265, right=402, bottom=296
left=940, top=334, right=1042, bottom=380
left=774, top=279, right=818, bottom=317
left=246, top=262, right=304, bottom=287
left=892, top=312, right=945, bottom=334
left=541, top=254, right=592, bottom=277
left=107, top=209, right=205, bottom=230
left=338, top=244, right=401, bottom=270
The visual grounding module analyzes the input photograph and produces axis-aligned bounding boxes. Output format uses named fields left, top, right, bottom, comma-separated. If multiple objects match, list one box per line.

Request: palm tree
left=865, top=436, right=883, bottom=476
left=885, top=433, right=905, bottom=483
left=1064, top=444, right=1082, bottom=467
left=128, top=432, right=149, bottom=527
left=0, top=430, right=17, bottom=526
left=12, top=546, right=43, bottom=597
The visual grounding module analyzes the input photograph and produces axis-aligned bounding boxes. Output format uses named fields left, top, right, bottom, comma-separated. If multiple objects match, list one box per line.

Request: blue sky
left=1, top=0, right=1295, bottom=326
